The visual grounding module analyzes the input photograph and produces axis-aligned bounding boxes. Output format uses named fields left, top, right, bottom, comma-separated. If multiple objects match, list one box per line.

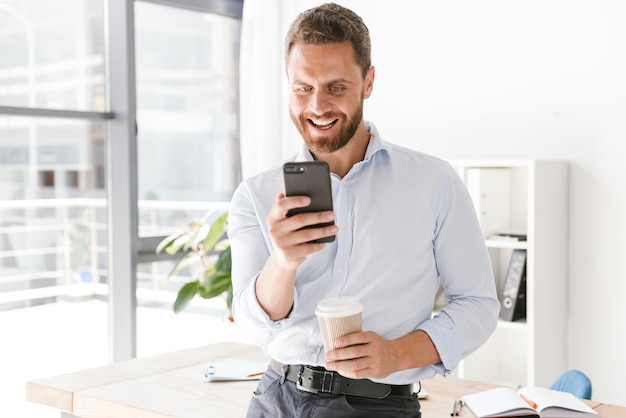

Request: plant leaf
left=225, top=285, right=233, bottom=310
left=168, top=252, right=201, bottom=277
left=202, top=212, right=228, bottom=253
left=202, top=266, right=224, bottom=286
left=186, top=222, right=210, bottom=252
left=214, top=238, right=230, bottom=252
left=215, top=245, right=231, bottom=273
left=165, top=234, right=190, bottom=255
left=199, top=273, right=231, bottom=299
left=155, top=232, right=183, bottom=254
left=173, top=280, right=200, bottom=314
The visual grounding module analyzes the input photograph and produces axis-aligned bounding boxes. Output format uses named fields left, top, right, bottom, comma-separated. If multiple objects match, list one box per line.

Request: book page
left=518, top=387, right=598, bottom=417
left=462, top=387, right=537, bottom=417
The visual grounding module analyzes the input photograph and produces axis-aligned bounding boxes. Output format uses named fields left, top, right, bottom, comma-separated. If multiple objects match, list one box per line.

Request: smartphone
left=283, top=161, right=336, bottom=243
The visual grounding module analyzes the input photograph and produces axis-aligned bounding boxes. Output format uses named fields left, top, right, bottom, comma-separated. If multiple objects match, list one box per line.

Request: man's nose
left=308, top=90, right=333, bottom=115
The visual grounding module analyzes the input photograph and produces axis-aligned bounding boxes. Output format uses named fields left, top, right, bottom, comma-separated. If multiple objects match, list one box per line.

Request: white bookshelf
left=450, top=159, right=569, bottom=388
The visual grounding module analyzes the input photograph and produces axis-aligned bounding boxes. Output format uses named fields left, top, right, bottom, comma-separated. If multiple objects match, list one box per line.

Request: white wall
left=351, top=0, right=625, bottom=405
left=246, top=0, right=626, bottom=405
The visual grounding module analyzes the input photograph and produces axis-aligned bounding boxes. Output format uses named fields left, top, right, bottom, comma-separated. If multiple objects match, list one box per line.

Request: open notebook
left=461, top=386, right=598, bottom=418
left=204, top=362, right=268, bottom=382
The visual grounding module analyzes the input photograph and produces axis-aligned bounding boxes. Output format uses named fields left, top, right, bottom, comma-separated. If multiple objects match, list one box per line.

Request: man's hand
left=324, top=330, right=441, bottom=379
left=266, top=193, right=337, bottom=269
left=324, top=331, right=399, bottom=379
left=255, top=193, right=337, bottom=321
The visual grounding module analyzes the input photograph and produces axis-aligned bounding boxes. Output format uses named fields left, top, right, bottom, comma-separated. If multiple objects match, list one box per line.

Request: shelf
left=484, top=239, right=528, bottom=250
left=451, top=159, right=568, bottom=388
left=496, top=319, right=527, bottom=330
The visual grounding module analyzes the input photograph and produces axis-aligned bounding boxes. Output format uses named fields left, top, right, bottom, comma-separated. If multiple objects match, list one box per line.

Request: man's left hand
left=324, top=331, right=398, bottom=379
left=324, top=329, right=441, bottom=380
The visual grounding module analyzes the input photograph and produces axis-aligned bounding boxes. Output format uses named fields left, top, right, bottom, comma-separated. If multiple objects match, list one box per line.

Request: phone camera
left=284, top=166, right=305, bottom=174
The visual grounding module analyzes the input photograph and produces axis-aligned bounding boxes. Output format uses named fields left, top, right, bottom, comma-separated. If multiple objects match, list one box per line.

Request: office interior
left=1, top=0, right=624, bottom=415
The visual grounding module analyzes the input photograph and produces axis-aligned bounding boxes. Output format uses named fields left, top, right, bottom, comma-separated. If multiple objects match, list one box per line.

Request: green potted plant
left=155, top=212, right=232, bottom=316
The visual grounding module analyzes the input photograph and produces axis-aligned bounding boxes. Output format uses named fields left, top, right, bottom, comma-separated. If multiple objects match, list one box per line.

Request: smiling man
left=228, top=3, right=500, bottom=417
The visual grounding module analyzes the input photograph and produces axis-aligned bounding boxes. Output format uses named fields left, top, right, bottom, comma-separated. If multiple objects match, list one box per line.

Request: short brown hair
left=284, top=3, right=372, bottom=77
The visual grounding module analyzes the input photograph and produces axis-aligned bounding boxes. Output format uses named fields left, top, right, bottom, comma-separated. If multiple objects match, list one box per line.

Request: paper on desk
left=204, top=362, right=268, bottom=382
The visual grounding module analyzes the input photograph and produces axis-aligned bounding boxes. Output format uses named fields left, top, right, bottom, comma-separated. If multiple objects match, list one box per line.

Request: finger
left=274, top=195, right=311, bottom=218
left=268, top=221, right=331, bottom=261
left=267, top=196, right=310, bottom=240
left=334, top=331, right=371, bottom=349
left=272, top=210, right=336, bottom=245
left=325, top=353, right=372, bottom=379
left=290, top=210, right=335, bottom=228
left=303, top=229, right=337, bottom=244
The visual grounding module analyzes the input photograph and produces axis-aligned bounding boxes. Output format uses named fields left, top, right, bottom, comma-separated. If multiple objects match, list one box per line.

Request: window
left=0, top=0, right=242, bottom=415
left=133, top=0, right=241, bottom=355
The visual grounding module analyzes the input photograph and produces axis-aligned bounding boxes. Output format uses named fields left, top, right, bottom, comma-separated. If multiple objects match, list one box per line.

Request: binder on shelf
left=499, top=249, right=527, bottom=322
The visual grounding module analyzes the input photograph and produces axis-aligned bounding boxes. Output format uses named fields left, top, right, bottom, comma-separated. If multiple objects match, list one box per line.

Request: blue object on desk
left=550, top=369, right=592, bottom=400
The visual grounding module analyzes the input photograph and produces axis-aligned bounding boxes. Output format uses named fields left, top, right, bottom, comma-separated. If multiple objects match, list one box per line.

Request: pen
left=247, top=371, right=265, bottom=377
left=450, top=399, right=463, bottom=416
left=520, top=393, right=537, bottom=409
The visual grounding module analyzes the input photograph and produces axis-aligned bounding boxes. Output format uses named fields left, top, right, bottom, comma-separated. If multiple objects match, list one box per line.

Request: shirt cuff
left=240, top=274, right=295, bottom=332
left=417, top=316, right=463, bottom=376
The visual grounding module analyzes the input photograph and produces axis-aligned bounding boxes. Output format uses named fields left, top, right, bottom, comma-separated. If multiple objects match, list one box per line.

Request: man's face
left=286, top=42, right=373, bottom=155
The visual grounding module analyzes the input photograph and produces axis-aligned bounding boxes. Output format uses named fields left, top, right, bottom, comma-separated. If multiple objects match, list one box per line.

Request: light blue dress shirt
left=228, top=122, right=499, bottom=385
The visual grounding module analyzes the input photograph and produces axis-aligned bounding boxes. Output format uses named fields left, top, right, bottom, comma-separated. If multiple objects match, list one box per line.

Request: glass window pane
left=134, top=1, right=242, bottom=357
left=0, top=115, right=108, bottom=417
left=135, top=2, right=239, bottom=207
left=0, top=0, right=106, bottom=111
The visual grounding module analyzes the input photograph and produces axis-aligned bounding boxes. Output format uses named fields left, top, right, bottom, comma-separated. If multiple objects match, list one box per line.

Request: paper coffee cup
left=316, top=296, right=363, bottom=352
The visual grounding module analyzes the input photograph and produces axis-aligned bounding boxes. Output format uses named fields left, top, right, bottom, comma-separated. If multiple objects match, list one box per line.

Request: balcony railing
left=0, top=198, right=229, bottom=311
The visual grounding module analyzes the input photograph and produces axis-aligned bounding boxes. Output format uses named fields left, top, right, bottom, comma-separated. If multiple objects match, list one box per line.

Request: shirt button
left=337, top=267, right=344, bottom=274
left=340, top=222, right=347, bottom=229
left=309, top=347, right=316, bottom=353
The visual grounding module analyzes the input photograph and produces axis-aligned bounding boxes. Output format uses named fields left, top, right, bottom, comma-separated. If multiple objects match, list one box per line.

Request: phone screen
left=283, top=161, right=335, bottom=243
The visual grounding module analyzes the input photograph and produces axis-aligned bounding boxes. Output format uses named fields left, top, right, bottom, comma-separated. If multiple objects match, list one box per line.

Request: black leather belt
left=270, top=359, right=414, bottom=399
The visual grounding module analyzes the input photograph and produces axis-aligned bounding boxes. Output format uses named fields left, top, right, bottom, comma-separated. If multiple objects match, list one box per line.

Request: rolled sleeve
left=417, top=316, right=463, bottom=376
left=231, top=273, right=293, bottom=345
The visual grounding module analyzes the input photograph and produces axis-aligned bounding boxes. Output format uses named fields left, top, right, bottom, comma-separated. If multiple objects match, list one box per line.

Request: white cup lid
left=315, top=296, right=363, bottom=317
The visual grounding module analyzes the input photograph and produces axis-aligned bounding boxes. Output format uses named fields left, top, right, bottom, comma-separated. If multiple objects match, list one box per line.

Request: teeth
left=312, top=119, right=336, bottom=127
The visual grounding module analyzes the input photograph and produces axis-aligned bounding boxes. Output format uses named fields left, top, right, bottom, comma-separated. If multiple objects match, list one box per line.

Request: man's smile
left=309, top=118, right=339, bottom=130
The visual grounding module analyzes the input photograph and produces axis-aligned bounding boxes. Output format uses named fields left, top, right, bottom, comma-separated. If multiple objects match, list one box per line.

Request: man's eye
left=330, top=86, right=345, bottom=93
left=295, top=86, right=311, bottom=93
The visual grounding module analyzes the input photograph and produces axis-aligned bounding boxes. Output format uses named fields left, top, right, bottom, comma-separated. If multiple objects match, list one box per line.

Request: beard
left=290, top=101, right=364, bottom=155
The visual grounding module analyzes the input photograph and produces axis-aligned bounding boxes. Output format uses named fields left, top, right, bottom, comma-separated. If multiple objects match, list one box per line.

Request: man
left=228, top=3, right=499, bottom=417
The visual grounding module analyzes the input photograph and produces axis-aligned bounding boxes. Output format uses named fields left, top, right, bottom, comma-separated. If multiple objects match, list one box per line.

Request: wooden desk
left=27, top=342, right=623, bottom=417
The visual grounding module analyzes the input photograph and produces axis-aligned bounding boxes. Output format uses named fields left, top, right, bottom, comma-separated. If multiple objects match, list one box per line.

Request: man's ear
left=364, top=66, right=375, bottom=99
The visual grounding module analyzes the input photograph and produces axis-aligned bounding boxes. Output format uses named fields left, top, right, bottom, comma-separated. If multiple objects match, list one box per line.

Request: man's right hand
left=255, top=193, right=337, bottom=321
left=267, top=193, right=337, bottom=269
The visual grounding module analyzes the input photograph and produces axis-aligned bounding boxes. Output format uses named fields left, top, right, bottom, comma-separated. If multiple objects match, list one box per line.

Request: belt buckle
left=319, top=370, right=334, bottom=394
left=296, top=366, right=319, bottom=394
left=296, top=366, right=335, bottom=395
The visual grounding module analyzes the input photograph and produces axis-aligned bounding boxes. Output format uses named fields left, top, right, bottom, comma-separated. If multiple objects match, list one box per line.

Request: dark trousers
left=246, top=366, right=421, bottom=418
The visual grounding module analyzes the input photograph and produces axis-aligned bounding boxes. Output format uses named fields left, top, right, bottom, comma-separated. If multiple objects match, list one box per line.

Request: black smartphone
left=283, top=161, right=336, bottom=243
